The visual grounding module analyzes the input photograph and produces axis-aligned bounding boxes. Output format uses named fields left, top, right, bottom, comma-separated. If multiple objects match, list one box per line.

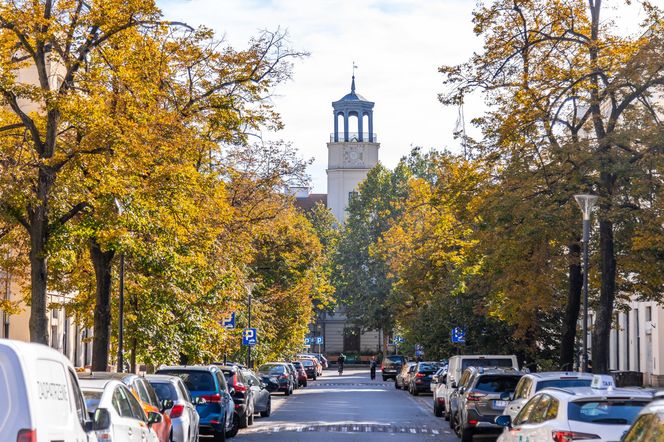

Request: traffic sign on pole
left=304, top=337, right=312, bottom=345
left=221, top=312, right=236, bottom=330
left=242, top=328, right=257, bottom=346
left=315, top=336, right=324, bottom=344
left=451, top=327, right=465, bottom=344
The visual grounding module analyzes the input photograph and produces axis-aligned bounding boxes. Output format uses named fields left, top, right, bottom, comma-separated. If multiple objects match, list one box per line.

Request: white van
left=435, top=354, right=519, bottom=420
left=0, top=339, right=104, bottom=442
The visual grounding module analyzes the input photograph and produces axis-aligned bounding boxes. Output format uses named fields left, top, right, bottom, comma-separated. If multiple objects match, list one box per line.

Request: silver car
left=147, top=374, right=200, bottom=442
left=242, top=369, right=273, bottom=418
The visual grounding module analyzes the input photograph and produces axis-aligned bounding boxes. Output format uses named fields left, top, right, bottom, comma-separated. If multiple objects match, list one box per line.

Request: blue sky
left=157, top=0, right=646, bottom=192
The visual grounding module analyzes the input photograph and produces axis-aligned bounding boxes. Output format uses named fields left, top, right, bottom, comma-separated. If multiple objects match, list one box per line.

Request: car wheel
left=395, top=380, right=400, bottom=390
left=213, top=429, right=227, bottom=442
left=382, top=376, right=388, bottom=381
left=248, top=410, right=254, bottom=426
left=460, top=425, right=474, bottom=442
left=260, top=398, right=272, bottom=417
left=412, top=385, right=419, bottom=396
left=226, top=413, right=239, bottom=438
left=239, top=410, right=249, bottom=429
left=304, top=380, right=308, bottom=387
left=434, top=402, right=443, bottom=417
left=451, top=411, right=459, bottom=433
left=285, top=387, right=290, bottom=396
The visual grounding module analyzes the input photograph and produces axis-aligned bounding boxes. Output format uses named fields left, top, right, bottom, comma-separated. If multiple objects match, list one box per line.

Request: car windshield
left=568, top=400, right=649, bottom=425
left=81, top=389, right=102, bottom=413
left=300, top=359, right=313, bottom=366
left=150, top=382, right=178, bottom=401
left=384, top=356, right=405, bottom=366
left=418, top=363, right=439, bottom=373
left=536, top=379, right=592, bottom=391
left=220, top=369, right=235, bottom=384
left=475, top=375, right=522, bottom=393
left=461, top=358, right=514, bottom=370
left=158, top=370, right=216, bottom=392
left=293, top=362, right=303, bottom=368
left=259, top=364, right=286, bottom=374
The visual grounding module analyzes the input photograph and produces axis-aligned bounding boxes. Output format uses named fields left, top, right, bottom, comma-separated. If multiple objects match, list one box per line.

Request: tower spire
left=351, top=61, right=357, bottom=93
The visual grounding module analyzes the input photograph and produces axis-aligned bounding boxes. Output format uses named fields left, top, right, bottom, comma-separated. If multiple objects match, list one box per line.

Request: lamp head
left=574, top=194, right=598, bottom=220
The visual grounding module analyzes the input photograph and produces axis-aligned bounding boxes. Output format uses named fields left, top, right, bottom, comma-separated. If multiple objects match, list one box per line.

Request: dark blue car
left=157, top=365, right=238, bottom=441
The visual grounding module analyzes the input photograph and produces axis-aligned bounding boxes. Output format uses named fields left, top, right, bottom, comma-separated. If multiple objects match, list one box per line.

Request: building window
left=646, top=306, right=652, bottom=322
left=343, top=327, right=361, bottom=353
left=52, top=308, right=58, bottom=319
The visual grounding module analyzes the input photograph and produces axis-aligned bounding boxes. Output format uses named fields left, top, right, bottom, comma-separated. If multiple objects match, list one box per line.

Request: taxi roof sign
left=591, top=374, right=615, bottom=390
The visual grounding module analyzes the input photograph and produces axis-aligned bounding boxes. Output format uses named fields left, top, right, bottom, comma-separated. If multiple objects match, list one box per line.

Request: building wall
left=603, top=300, right=664, bottom=387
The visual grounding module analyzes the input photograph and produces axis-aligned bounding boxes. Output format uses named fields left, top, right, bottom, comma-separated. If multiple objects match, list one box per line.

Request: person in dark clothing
left=370, top=356, right=377, bottom=380
left=337, top=353, right=346, bottom=375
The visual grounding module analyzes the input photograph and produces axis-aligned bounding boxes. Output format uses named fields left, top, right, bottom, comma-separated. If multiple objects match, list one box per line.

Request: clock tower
left=327, top=75, right=379, bottom=222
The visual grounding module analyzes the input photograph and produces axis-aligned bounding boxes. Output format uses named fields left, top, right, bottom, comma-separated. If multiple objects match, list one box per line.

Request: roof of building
left=293, top=193, right=327, bottom=212
left=337, top=75, right=370, bottom=102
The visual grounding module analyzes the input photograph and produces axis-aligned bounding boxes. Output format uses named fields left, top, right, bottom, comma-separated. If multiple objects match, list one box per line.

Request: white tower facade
left=327, top=76, right=380, bottom=222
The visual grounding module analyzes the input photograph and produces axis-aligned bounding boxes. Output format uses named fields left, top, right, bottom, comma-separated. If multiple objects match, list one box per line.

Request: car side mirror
left=451, top=382, right=457, bottom=389
left=147, top=411, right=163, bottom=427
left=89, top=408, right=111, bottom=432
left=458, top=387, right=466, bottom=394
left=161, top=399, right=174, bottom=412
left=494, top=415, right=512, bottom=428
left=229, top=388, right=235, bottom=395
left=431, top=379, right=438, bottom=384
left=500, top=392, right=512, bottom=401
left=193, top=396, right=206, bottom=405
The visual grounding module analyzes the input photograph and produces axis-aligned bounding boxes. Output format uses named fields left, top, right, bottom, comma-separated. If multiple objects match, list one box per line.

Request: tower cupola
left=331, top=75, right=375, bottom=142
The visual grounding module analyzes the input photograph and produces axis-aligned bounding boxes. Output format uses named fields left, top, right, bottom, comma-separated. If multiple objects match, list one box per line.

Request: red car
left=292, top=361, right=308, bottom=387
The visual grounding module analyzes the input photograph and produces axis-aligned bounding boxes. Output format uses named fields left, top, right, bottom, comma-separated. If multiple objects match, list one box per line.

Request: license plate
left=494, top=400, right=507, bottom=408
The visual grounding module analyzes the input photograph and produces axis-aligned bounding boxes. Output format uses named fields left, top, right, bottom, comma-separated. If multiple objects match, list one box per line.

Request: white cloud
left=158, top=0, right=646, bottom=192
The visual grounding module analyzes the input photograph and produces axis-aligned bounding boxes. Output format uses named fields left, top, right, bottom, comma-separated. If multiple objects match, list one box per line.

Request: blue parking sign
left=304, top=337, right=312, bottom=345
left=451, top=327, right=465, bottom=344
left=315, top=336, right=324, bottom=344
left=242, top=328, right=257, bottom=346
left=221, top=312, right=236, bottom=330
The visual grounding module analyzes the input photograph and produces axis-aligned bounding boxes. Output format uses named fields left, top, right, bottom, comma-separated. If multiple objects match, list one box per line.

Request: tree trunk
left=90, top=238, right=115, bottom=371
left=560, top=240, right=582, bottom=370
left=592, top=217, right=616, bottom=374
left=28, top=168, right=53, bottom=344
left=382, top=328, right=388, bottom=359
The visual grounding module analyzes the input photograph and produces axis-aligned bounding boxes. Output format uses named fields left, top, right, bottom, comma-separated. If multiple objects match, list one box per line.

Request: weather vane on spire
left=351, top=61, right=358, bottom=92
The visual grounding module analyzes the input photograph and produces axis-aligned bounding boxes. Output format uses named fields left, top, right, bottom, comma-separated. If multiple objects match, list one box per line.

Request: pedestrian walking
left=337, top=353, right=346, bottom=375
left=370, top=356, right=377, bottom=380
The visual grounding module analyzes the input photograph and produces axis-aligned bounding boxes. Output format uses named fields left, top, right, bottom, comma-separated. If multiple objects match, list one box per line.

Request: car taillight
left=170, top=404, right=185, bottom=419
left=278, top=375, right=288, bottom=380
left=17, top=429, right=36, bottom=442
left=467, top=393, right=487, bottom=401
left=468, top=419, right=478, bottom=425
left=201, top=393, right=221, bottom=403
left=416, top=373, right=426, bottom=378
left=552, top=430, right=601, bottom=441
left=234, top=382, right=247, bottom=393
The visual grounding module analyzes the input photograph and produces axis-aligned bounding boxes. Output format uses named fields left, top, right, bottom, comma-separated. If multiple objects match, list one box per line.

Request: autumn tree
left=440, top=0, right=664, bottom=372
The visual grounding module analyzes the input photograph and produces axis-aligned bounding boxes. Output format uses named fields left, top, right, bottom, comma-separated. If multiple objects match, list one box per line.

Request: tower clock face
left=344, top=146, right=364, bottom=165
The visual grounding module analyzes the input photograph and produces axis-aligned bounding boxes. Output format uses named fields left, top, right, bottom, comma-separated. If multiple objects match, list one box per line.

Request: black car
left=217, top=364, right=255, bottom=429
left=258, top=374, right=280, bottom=392
left=258, top=363, right=293, bottom=395
left=298, top=358, right=317, bottom=380
left=408, top=361, right=440, bottom=395
left=382, top=355, right=406, bottom=381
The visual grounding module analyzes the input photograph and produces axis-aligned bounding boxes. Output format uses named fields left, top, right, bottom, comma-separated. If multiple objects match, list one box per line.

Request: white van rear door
left=34, top=358, right=73, bottom=441
left=0, top=346, right=31, bottom=440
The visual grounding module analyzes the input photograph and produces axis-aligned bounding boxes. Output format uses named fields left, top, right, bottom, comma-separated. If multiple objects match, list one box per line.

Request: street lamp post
left=246, top=282, right=254, bottom=369
left=115, top=198, right=125, bottom=373
left=117, top=253, right=125, bottom=373
left=574, top=194, right=598, bottom=373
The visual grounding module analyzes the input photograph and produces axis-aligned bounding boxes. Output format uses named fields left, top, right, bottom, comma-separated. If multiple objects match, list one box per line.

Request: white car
left=622, top=398, right=664, bottom=441
left=79, top=378, right=161, bottom=442
left=496, top=375, right=653, bottom=442
left=0, top=339, right=100, bottom=442
left=504, top=372, right=594, bottom=419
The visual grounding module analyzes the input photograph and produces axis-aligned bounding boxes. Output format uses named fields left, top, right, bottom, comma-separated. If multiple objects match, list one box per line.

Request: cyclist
left=337, top=353, right=346, bottom=375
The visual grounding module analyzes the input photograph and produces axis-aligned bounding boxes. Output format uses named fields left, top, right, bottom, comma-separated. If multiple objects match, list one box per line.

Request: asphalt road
left=234, top=368, right=460, bottom=441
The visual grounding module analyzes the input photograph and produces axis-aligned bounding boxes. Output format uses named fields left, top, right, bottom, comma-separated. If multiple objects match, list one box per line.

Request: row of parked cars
left=0, top=339, right=328, bottom=442
left=423, top=353, right=664, bottom=442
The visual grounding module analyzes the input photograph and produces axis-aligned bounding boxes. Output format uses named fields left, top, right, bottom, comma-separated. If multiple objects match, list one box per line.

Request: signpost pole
left=247, top=289, right=252, bottom=368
